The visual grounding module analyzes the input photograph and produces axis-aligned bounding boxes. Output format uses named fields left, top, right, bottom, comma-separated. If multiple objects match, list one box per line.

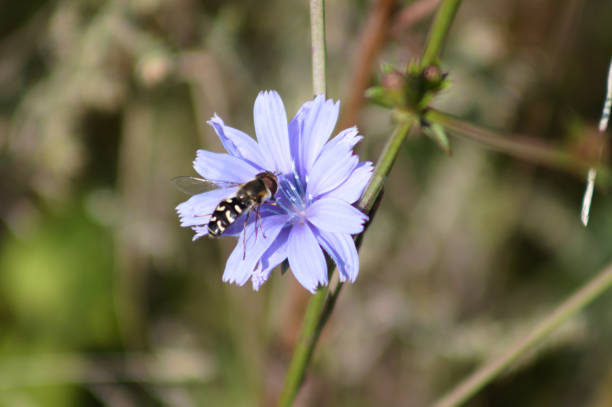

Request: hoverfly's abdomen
left=204, top=172, right=278, bottom=238
left=207, top=197, right=252, bottom=237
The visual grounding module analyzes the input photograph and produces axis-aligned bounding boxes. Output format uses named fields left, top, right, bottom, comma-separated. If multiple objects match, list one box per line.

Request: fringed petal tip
left=191, top=226, right=209, bottom=240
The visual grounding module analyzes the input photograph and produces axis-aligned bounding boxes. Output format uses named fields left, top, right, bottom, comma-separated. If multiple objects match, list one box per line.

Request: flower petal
left=251, top=227, right=291, bottom=291
left=193, top=150, right=259, bottom=184
left=208, top=114, right=267, bottom=169
left=306, top=197, right=368, bottom=234
left=176, top=187, right=238, bottom=227
left=191, top=226, right=209, bottom=241
left=287, top=223, right=328, bottom=293
left=253, top=91, right=292, bottom=173
left=222, top=214, right=290, bottom=286
left=322, top=161, right=373, bottom=204
left=314, top=229, right=359, bottom=282
left=325, top=126, right=362, bottom=152
left=300, top=95, right=340, bottom=173
left=288, top=99, right=314, bottom=179
left=307, top=140, right=359, bottom=198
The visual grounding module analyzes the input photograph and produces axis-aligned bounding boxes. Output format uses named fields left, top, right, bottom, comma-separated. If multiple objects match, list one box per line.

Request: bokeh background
left=1, top=0, right=612, bottom=406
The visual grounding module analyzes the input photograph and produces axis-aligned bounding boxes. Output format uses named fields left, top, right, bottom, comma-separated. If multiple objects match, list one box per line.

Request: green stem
left=278, top=0, right=462, bottom=403
left=276, top=2, right=328, bottom=406
left=359, top=119, right=414, bottom=211
left=277, top=287, right=328, bottom=407
left=420, top=0, right=463, bottom=67
left=310, top=0, right=327, bottom=95
left=311, top=201, right=382, bottom=349
left=426, top=109, right=610, bottom=181
left=277, top=119, right=414, bottom=406
left=433, top=262, right=612, bottom=407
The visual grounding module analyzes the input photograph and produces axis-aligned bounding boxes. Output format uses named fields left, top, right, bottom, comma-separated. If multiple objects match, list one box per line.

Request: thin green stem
left=277, top=287, right=327, bottom=407
left=276, top=119, right=414, bottom=406
left=276, top=2, right=328, bottom=406
left=433, top=262, right=612, bottom=407
left=359, top=119, right=414, bottom=211
left=420, top=0, right=462, bottom=67
left=278, top=0, right=460, bottom=403
left=426, top=109, right=610, bottom=182
left=310, top=0, right=327, bottom=95
left=313, top=201, right=381, bottom=344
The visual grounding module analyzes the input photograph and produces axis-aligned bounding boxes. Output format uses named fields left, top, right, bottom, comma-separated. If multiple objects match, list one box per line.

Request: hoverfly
left=172, top=172, right=279, bottom=242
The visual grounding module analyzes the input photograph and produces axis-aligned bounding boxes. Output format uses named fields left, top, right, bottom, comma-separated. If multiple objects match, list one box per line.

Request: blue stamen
left=276, top=171, right=308, bottom=218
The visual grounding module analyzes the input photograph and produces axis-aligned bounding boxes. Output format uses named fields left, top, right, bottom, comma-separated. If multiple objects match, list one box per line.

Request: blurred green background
left=1, top=0, right=612, bottom=406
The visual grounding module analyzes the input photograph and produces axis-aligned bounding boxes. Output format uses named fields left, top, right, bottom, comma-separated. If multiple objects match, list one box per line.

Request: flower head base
left=176, top=91, right=373, bottom=293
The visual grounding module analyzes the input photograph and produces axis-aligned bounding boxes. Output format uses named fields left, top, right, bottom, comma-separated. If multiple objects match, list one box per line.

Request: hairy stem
left=433, top=262, right=612, bottom=407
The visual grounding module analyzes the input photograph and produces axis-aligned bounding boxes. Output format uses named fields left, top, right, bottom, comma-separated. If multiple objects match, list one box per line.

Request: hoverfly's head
left=257, top=171, right=279, bottom=197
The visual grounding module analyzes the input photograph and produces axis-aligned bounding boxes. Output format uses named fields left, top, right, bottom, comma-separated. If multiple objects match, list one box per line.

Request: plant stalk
left=277, top=118, right=414, bottom=406
left=420, top=0, right=462, bottom=67
left=276, top=2, right=328, bottom=405
left=426, top=109, right=608, bottom=180
left=359, top=119, right=414, bottom=211
left=433, top=262, right=612, bottom=407
left=278, top=0, right=464, bottom=403
left=310, top=0, right=327, bottom=95
left=277, top=287, right=328, bottom=407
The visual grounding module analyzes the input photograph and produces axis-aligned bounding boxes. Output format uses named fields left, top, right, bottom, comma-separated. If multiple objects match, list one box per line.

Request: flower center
left=275, top=171, right=310, bottom=221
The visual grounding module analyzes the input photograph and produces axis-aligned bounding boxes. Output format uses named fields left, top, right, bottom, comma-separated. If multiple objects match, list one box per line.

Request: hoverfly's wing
left=171, top=176, right=241, bottom=195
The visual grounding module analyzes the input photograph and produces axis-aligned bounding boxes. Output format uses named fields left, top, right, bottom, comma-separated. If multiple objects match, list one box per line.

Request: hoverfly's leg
left=195, top=212, right=212, bottom=218
left=254, top=208, right=259, bottom=241
left=256, top=206, right=267, bottom=239
left=242, top=211, right=250, bottom=261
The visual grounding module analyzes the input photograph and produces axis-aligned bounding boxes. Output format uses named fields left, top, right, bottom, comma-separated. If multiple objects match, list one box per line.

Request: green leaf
left=365, top=86, right=394, bottom=108
left=422, top=121, right=451, bottom=155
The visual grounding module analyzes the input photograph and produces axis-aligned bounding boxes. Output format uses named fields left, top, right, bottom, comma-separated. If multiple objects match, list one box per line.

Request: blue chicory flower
left=176, top=91, right=373, bottom=293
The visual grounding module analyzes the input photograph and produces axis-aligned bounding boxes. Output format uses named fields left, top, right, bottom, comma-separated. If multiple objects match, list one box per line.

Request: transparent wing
left=171, top=176, right=242, bottom=195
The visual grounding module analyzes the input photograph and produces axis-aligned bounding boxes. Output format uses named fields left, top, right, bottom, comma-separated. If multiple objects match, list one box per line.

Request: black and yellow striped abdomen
left=205, top=172, right=278, bottom=238
left=207, top=197, right=253, bottom=237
